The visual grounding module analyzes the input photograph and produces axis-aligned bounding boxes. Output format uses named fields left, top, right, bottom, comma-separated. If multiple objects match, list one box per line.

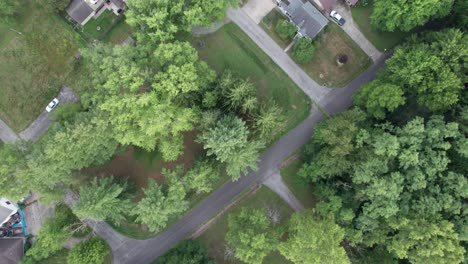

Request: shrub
left=67, top=238, right=109, bottom=264
left=275, top=20, right=297, bottom=39
left=292, top=37, right=315, bottom=64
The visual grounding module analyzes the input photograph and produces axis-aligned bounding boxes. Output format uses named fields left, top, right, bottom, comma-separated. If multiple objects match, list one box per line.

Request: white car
left=90, top=0, right=99, bottom=4
left=45, top=98, right=59, bottom=112
left=330, top=10, right=346, bottom=26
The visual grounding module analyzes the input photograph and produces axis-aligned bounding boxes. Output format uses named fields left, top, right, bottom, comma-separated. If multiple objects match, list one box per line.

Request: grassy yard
left=101, top=18, right=134, bottom=45
left=0, top=1, right=80, bottom=132
left=185, top=23, right=311, bottom=139
left=197, top=186, right=293, bottom=264
left=280, top=158, right=318, bottom=208
left=351, top=1, right=409, bottom=51
left=81, top=10, right=121, bottom=41
left=297, top=23, right=372, bottom=88
left=260, top=9, right=294, bottom=49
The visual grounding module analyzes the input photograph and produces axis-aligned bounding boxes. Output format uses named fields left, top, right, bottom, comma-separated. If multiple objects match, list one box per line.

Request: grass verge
left=280, top=158, right=317, bottom=208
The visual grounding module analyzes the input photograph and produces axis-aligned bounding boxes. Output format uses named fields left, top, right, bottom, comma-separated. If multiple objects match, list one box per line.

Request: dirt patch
left=86, top=131, right=203, bottom=190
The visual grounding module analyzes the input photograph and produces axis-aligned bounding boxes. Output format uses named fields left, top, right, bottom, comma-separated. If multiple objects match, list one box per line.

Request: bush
left=68, top=238, right=109, bottom=264
left=275, top=20, right=297, bottom=39
left=154, top=240, right=214, bottom=264
left=292, top=37, right=315, bottom=64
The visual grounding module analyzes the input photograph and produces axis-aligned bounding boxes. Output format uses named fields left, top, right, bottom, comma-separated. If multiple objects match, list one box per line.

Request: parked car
left=330, top=10, right=346, bottom=26
left=45, top=98, right=59, bottom=112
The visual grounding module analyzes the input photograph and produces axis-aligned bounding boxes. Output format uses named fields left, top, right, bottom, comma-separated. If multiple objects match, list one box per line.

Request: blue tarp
left=18, top=208, right=28, bottom=236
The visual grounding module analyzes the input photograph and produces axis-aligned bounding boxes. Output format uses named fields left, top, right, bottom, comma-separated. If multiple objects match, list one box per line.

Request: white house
left=0, top=199, right=18, bottom=226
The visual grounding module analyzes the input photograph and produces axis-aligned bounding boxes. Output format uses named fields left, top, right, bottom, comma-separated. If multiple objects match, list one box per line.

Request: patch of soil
left=85, top=131, right=203, bottom=191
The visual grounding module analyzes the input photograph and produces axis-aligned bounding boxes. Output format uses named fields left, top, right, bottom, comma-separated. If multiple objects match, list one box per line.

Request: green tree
left=0, top=143, right=30, bottom=201
left=353, top=81, right=405, bottom=119
left=155, top=240, right=214, bottom=264
left=253, top=102, right=285, bottom=142
left=185, top=159, right=220, bottom=194
left=185, top=0, right=238, bottom=27
left=275, top=20, right=297, bottom=39
left=226, top=207, right=280, bottom=264
left=72, top=177, right=132, bottom=225
left=371, top=0, right=454, bottom=32
left=278, top=210, right=350, bottom=264
left=224, top=78, right=258, bottom=114
left=51, top=103, right=82, bottom=124
left=0, top=0, right=18, bottom=18
left=197, top=115, right=262, bottom=180
left=292, top=37, right=315, bottom=64
left=67, top=238, right=109, bottom=264
left=25, top=206, right=74, bottom=261
left=35, top=0, right=70, bottom=13
left=135, top=169, right=188, bottom=232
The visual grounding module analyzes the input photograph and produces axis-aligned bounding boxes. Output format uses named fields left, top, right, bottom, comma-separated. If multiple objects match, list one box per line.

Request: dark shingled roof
left=0, top=238, right=24, bottom=264
left=66, top=0, right=93, bottom=25
left=291, top=2, right=328, bottom=38
left=347, top=0, right=359, bottom=5
left=319, top=0, right=337, bottom=10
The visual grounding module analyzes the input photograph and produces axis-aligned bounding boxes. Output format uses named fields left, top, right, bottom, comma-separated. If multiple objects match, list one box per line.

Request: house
left=0, top=238, right=24, bottom=264
left=0, top=199, right=18, bottom=226
left=66, top=0, right=125, bottom=26
left=276, top=0, right=329, bottom=39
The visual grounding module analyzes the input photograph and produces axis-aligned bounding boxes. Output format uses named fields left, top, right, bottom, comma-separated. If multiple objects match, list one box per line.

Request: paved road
left=227, top=9, right=332, bottom=100
left=332, top=3, right=382, bottom=61
left=18, top=86, right=79, bottom=142
left=0, top=118, right=19, bottom=143
left=264, top=172, right=304, bottom=212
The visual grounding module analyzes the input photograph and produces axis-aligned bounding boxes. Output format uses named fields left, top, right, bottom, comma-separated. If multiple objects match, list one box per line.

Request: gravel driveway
left=242, top=0, right=276, bottom=24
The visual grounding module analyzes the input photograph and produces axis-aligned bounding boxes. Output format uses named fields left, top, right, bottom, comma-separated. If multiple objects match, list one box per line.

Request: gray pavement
left=0, top=118, right=19, bottom=143
left=227, top=8, right=332, bottom=100
left=264, top=172, right=305, bottom=212
left=19, top=86, right=79, bottom=142
left=242, top=0, right=276, bottom=24
left=332, top=4, right=382, bottom=62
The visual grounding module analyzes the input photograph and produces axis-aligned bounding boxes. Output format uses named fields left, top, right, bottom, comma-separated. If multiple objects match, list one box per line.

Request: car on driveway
left=330, top=10, right=346, bottom=26
left=45, top=98, right=59, bottom=112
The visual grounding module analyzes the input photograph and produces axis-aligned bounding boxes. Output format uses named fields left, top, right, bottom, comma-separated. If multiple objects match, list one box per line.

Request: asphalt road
left=0, top=118, right=19, bottom=142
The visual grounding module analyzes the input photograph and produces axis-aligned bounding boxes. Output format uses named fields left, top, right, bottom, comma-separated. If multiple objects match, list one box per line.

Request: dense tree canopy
left=226, top=207, right=280, bottom=264
left=372, top=0, right=454, bottom=32
left=68, top=238, right=109, bottom=264
left=155, top=240, right=214, bottom=264
left=292, top=37, right=315, bottom=64
left=353, top=81, right=405, bottom=119
left=278, top=210, right=350, bottom=264
left=0, top=0, right=18, bottom=18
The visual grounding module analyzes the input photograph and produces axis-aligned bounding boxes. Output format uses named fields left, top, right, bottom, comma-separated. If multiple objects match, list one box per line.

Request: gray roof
left=0, top=238, right=24, bottom=264
left=291, top=2, right=328, bottom=38
left=66, top=0, right=93, bottom=25
left=0, top=205, right=13, bottom=224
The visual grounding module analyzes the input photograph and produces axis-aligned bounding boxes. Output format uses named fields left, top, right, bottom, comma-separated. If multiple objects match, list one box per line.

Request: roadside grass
left=260, top=9, right=294, bottom=49
left=101, top=18, right=134, bottom=45
left=280, top=158, right=318, bottom=208
left=0, top=1, right=80, bottom=132
left=184, top=23, right=311, bottom=142
left=351, top=1, right=409, bottom=51
left=296, top=23, right=372, bottom=88
left=196, top=186, right=293, bottom=264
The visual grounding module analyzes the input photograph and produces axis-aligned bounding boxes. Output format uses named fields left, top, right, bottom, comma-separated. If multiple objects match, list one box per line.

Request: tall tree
left=185, top=0, right=238, bottom=27
left=72, top=177, right=132, bottom=225
left=155, top=240, right=214, bottom=264
left=0, top=143, right=30, bottom=201
left=371, top=0, right=454, bottom=32
left=67, top=238, right=109, bottom=264
left=197, top=115, right=262, bottom=180
left=278, top=210, right=350, bottom=264
left=226, top=207, right=280, bottom=264
left=253, top=102, right=285, bottom=142
left=185, top=159, right=220, bottom=194
left=353, top=81, right=405, bottom=119
left=135, top=169, right=188, bottom=232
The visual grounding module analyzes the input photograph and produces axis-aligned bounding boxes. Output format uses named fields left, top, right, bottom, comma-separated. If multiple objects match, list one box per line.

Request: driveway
left=242, top=0, right=276, bottom=24
left=332, top=4, right=382, bottom=61
left=19, top=86, right=79, bottom=142
left=0, top=119, right=19, bottom=143
left=264, top=172, right=304, bottom=212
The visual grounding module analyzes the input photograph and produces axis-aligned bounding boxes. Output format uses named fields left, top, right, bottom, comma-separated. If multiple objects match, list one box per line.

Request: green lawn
left=185, top=23, right=311, bottom=140
left=197, top=186, right=293, bottom=264
left=260, top=9, right=294, bottom=49
left=101, top=17, right=134, bottom=45
left=0, top=1, right=80, bottom=132
left=297, top=23, right=372, bottom=88
left=81, top=10, right=121, bottom=41
left=351, top=1, right=409, bottom=51
left=280, top=158, right=318, bottom=208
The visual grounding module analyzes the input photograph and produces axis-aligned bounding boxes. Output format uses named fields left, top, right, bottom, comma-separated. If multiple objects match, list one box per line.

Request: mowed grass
left=298, top=23, right=372, bottom=88
left=352, top=1, right=409, bottom=51
left=186, top=23, right=311, bottom=139
left=280, top=158, right=317, bottom=208
left=0, top=1, right=79, bottom=131
left=260, top=9, right=294, bottom=49
left=197, top=186, right=293, bottom=264
left=101, top=18, right=134, bottom=45
left=82, top=10, right=120, bottom=41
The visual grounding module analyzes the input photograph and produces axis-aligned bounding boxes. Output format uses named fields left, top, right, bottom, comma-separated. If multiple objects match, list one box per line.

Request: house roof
left=0, top=205, right=14, bottom=224
left=291, top=2, right=328, bottom=38
left=0, top=238, right=24, bottom=264
left=319, top=0, right=337, bottom=10
left=66, top=0, right=94, bottom=25
left=347, top=0, right=358, bottom=5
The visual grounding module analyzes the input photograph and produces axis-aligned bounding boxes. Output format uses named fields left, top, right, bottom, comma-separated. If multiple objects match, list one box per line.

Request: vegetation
left=372, top=0, right=453, bottom=32
left=260, top=9, right=295, bottom=48
left=275, top=20, right=296, bottom=40
left=291, top=38, right=315, bottom=64
left=0, top=0, right=18, bottom=19
left=154, top=240, right=214, bottom=264
left=67, top=238, right=110, bottom=264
